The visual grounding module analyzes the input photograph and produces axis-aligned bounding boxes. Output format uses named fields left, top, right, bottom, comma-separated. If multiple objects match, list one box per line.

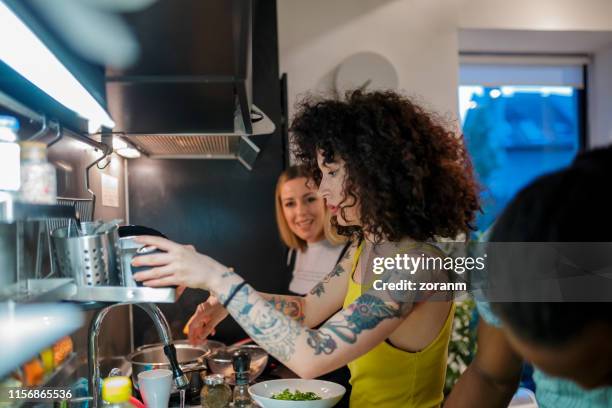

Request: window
left=459, top=57, right=586, bottom=233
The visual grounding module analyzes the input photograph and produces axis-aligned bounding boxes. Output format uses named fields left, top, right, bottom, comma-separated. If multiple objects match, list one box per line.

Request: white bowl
left=249, top=379, right=346, bottom=408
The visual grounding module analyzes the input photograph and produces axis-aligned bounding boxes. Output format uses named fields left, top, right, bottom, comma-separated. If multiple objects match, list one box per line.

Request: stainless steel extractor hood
left=105, top=0, right=275, bottom=170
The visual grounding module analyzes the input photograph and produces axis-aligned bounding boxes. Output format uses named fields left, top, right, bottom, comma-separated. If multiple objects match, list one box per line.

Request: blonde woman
left=184, top=165, right=349, bottom=341
left=275, top=165, right=349, bottom=295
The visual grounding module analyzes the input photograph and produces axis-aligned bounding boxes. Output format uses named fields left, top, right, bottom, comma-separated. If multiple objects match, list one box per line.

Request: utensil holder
left=51, top=222, right=122, bottom=286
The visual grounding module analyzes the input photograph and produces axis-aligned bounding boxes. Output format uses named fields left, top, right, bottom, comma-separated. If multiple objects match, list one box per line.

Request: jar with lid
left=19, top=141, right=56, bottom=204
left=200, top=374, right=231, bottom=408
left=0, top=115, right=21, bottom=197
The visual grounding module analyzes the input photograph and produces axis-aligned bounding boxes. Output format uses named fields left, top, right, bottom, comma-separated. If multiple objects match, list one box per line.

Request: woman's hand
left=186, top=296, right=229, bottom=345
left=131, top=235, right=229, bottom=290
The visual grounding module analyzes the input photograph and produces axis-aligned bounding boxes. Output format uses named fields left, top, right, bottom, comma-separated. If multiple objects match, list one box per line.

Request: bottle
left=232, top=350, right=257, bottom=407
left=200, top=374, right=231, bottom=408
left=19, top=141, right=56, bottom=204
left=0, top=115, right=21, bottom=200
left=101, top=376, right=132, bottom=408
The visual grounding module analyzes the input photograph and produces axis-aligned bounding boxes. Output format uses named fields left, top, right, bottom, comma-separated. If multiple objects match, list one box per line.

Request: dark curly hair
left=290, top=90, right=480, bottom=242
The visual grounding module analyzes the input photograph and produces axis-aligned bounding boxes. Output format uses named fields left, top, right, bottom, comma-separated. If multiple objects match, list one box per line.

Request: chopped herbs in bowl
left=271, top=389, right=322, bottom=401
left=249, top=379, right=345, bottom=407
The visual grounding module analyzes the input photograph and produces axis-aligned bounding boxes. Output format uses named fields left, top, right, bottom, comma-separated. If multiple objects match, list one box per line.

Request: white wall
left=278, top=0, right=612, bottom=147
left=457, top=0, right=612, bottom=31
left=278, top=0, right=461, bottom=122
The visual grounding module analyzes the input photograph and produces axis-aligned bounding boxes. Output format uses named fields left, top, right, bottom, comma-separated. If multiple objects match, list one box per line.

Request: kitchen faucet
left=88, top=303, right=188, bottom=407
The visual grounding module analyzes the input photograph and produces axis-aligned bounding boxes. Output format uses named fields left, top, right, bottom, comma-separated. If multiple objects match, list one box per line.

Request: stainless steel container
left=136, top=339, right=226, bottom=355
left=50, top=222, right=121, bottom=286
left=128, top=343, right=210, bottom=397
left=118, top=236, right=160, bottom=287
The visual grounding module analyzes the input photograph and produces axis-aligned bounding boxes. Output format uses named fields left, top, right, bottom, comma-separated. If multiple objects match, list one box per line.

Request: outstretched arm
left=212, top=269, right=408, bottom=378
left=132, top=236, right=419, bottom=378
left=185, top=243, right=356, bottom=344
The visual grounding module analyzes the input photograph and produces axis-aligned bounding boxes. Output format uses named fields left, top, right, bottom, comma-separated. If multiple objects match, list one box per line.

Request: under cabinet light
left=0, top=1, right=115, bottom=130
left=113, top=136, right=141, bottom=158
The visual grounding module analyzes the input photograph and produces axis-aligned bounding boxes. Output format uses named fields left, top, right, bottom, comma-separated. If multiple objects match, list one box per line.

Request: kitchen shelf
left=0, top=278, right=75, bottom=303
left=1, top=278, right=177, bottom=304
left=64, top=285, right=177, bottom=304
left=0, top=200, right=76, bottom=223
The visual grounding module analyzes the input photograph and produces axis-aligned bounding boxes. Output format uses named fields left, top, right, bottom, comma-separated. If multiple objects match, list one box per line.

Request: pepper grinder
left=232, top=350, right=257, bottom=407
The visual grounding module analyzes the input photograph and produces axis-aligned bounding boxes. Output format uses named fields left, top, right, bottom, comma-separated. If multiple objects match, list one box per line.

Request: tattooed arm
left=131, top=236, right=418, bottom=378
left=209, top=266, right=415, bottom=379
left=185, top=242, right=357, bottom=343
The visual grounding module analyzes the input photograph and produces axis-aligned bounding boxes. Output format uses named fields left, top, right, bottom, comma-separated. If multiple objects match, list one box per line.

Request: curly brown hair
left=290, top=90, right=480, bottom=242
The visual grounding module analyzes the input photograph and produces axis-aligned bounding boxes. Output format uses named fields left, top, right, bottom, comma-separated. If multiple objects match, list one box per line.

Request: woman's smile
left=293, top=217, right=315, bottom=231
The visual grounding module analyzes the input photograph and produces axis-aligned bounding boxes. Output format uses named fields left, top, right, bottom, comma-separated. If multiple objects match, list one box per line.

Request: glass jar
left=0, top=115, right=21, bottom=197
left=201, top=374, right=232, bottom=408
left=19, top=141, right=56, bottom=204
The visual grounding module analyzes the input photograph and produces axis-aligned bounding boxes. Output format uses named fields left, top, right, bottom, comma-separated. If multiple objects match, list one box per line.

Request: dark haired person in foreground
left=130, top=90, right=480, bottom=407
left=445, top=146, right=612, bottom=408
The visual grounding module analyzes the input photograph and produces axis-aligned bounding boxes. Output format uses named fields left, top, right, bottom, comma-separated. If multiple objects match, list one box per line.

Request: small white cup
left=138, top=369, right=172, bottom=408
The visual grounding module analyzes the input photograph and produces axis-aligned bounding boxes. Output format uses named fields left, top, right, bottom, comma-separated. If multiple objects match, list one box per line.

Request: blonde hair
left=275, top=166, right=346, bottom=252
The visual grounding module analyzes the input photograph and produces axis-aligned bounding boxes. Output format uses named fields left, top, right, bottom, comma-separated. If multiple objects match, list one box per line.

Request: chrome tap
left=88, top=303, right=188, bottom=407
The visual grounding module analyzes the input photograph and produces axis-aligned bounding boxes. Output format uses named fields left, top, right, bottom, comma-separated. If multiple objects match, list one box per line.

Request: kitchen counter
left=167, top=355, right=351, bottom=407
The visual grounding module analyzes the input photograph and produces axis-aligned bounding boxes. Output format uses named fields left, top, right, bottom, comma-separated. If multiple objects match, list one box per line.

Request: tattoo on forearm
left=309, top=263, right=346, bottom=297
left=221, top=283, right=301, bottom=363
left=305, top=294, right=400, bottom=356
left=267, top=296, right=305, bottom=323
left=306, top=329, right=337, bottom=355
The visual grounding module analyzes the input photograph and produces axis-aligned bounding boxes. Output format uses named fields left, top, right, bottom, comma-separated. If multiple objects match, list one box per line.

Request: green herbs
left=271, top=389, right=322, bottom=401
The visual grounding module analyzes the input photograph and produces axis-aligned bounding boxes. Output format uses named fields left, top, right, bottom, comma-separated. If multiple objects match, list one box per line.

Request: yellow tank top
left=343, top=241, right=455, bottom=408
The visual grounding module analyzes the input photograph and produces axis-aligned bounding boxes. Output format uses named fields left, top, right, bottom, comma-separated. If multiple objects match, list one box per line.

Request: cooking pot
left=127, top=343, right=210, bottom=402
left=135, top=339, right=226, bottom=355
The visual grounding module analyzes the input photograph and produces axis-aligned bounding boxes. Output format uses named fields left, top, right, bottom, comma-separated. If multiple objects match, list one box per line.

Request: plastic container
left=19, top=140, right=56, bottom=204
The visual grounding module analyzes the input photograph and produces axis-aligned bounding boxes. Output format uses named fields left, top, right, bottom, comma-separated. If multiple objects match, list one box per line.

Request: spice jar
left=200, top=374, right=231, bottom=408
left=19, top=141, right=56, bottom=204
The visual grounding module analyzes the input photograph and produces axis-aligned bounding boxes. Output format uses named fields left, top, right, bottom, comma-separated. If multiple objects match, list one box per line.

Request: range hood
left=105, top=0, right=275, bottom=170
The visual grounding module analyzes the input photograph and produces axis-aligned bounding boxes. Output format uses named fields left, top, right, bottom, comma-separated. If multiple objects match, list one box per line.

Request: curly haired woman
left=130, top=90, right=480, bottom=407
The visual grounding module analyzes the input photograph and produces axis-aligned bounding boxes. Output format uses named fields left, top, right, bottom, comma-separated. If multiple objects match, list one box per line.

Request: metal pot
left=135, top=339, right=226, bottom=355
left=127, top=343, right=210, bottom=400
